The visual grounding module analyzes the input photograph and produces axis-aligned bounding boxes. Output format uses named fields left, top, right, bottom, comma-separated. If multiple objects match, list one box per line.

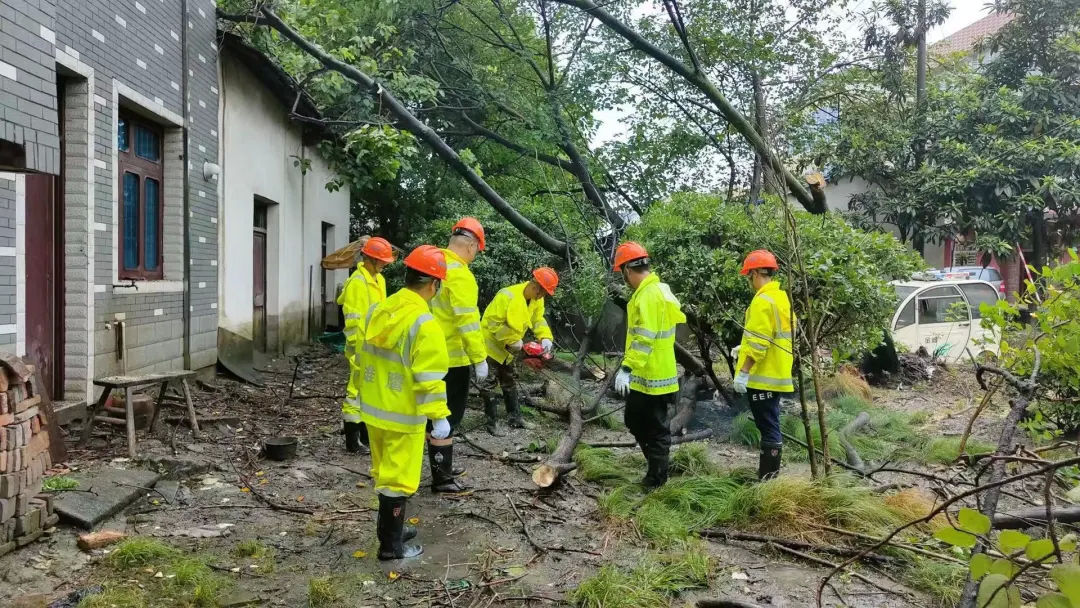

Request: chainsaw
left=521, top=341, right=553, bottom=370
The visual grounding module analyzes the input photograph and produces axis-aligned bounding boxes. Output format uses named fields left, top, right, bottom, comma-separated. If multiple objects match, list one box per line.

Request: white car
left=889, top=279, right=1003, bottom=363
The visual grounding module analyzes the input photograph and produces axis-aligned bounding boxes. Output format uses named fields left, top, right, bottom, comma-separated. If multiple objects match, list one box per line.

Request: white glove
left=541, top=338, right=553, bottom=354
left=473, top=360, right=489, bottom=382
left=508, top=340, right=524, bottom=352
left=733, top=371, right=750, bottom=394
left=430, top=417, right=451, bottom=439
left=614, top=367, right=631, bottom=396
left=730, top=345, right=741, bottom=360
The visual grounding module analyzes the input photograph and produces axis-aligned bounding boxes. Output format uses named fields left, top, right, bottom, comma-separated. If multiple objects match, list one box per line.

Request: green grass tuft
left=42, top=476, right=79, bottom=491
left=308, top=576, right=342, bottom=607
left=107, top=538, right=180, bottom=568
left=900, top=558, right=966, bottom=607
left=574, top=446, right=644, bottom=486
left=921, top=437, right=995, bottom=464
left=77, top=586, right=148, bottom=608
left=572, top=544, right=711, bottom=607
left=594, top=406, right=626, bottom=431
left=669, top=443, right=719, bottom=477
left=234, top=539, right=268, bottom=558
left=729, top=413, right=761, bottom=447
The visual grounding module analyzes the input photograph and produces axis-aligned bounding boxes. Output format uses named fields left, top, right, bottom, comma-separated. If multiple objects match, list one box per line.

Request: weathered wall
left=0, top=0, right=61, bottom=173
left=217, top=50, right=349, bottom=358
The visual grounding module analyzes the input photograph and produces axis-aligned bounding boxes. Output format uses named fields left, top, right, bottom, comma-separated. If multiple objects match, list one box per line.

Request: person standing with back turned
left=338, top=237, right=394, bottom=454
left=428, top=217, right=488, bottom=493
left=612, top=242, right=686, bottom=489
left=359, top=245, right=450, bottom=560
left=731, top=249, right=794, bottom=480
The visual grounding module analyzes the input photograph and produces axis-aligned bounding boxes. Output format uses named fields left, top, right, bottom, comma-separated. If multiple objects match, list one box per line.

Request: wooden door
left=25, top=173, right=62, bottom=397
left=252, top=228, right=267, bottom=352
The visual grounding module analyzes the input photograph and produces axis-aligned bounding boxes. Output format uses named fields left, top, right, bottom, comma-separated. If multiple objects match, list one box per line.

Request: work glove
left=614, top=367, right=632, bottom=396
left=733, top=371, right=750, bottom=394
left=473, top=360, right=489, bottom=382
left=541, top=339, right=553, bottom=354
left=430, top=417, right=451, bottom=440
left=730, top=345, right=741, bottom=360
left=508, top=340, right=524, bottom=352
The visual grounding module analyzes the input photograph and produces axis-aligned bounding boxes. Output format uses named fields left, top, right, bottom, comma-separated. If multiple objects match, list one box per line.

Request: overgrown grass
left=901, top=558, right=967, bottom=607
left=42, top=476, right=79, bottom=491
left=234, top=539, right=268, bottom=558
left=79, top=538, right=231, bottom=608
left=575, top=446, right=645, bottom=485
left=920, top=437, right=995, bottom=464
left=669, top=444, right=719, bottom=477
left=572, top=543, right=711, bottom=608
left=308, top=576, right=342, bottom=607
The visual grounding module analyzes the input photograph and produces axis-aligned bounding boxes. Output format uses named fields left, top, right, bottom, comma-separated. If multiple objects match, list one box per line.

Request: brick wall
left=0, top=0, right=61, bottom=173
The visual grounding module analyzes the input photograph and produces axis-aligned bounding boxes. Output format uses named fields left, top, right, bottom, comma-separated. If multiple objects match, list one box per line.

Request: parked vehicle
left=889, top=279, right=1003, bottom=363
left=934, top=266, right=1006, bottom=295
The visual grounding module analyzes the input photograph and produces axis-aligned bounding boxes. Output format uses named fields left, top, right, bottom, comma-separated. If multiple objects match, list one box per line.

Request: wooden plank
left=31, top=370, right=67, bottom=465
left=124, top=386, right=137, bottom=459
left=93, top=370, right=196, bottom=388
left=79, top=387, right=111, bottom=447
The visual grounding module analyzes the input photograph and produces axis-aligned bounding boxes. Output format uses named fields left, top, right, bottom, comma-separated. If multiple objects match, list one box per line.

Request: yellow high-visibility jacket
left=356, top=288, right=451, bottom=434
left=736, top=280, right=795, bottom=392
left=337, top=264, right=387, bottom=361
left=431, top=249, right=486, bottom=368
left=624, top=273, right=686, bottom=395
left=481, top=282, right=554, bottom=365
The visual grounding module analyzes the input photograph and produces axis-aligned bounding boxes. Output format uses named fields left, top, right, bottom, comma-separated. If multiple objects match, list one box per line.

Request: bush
left=627, top=195, right=923, bottom=359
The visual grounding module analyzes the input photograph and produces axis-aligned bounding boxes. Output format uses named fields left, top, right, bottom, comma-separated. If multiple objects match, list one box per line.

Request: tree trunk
left=750, top=70, right=770, bottom=201
left=550, top=0, right=825, bottom=214
left=796, top=358, right=820, bottom=478
left=992, top=506, right=1080, bottom=530
left=225, top=7, right=569, bottom=257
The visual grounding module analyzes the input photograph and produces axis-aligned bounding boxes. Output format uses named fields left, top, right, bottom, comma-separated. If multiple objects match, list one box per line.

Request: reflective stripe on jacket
left=624, top=273, right=686, bottom=395
left=736, top=280, right=795, bottom=392
left=337, top=264, right=387, bottom=360
left=430, top=248, right=486, bottom=367
left=481, top=282, right=554, bottom=365
left=357, top=288, right=451, bottom=433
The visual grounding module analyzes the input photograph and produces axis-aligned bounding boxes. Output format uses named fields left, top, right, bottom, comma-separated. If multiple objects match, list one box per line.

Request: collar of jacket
left=755, top=280, right=781, bottom=296
left=443, top=247, right=468, bottom=268
left=354, top=263, right=378, bottom=285
left=633, top=272, right=660, bottom=294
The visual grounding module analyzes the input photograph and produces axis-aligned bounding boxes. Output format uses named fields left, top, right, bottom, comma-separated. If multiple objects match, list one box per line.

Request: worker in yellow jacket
left=356, top=245, right=450, bottom=560
left=428, top=217, right=487, bottom=493
left=612, top=242, right=686, bottom=489
left=479, top=267, right=559, bottom=436
left=337, top=237, right=393, bottom=454
left=731, top=249, right=794, bottom=480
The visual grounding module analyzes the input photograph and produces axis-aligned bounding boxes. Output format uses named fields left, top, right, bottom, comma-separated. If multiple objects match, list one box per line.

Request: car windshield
left=893, top=286, right=917, bottom=302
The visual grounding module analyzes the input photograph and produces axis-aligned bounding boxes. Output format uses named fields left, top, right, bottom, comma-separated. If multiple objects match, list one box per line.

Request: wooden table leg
left=148, top=380, right=170, bottom=433
left=124, top=386, right=137, bottom=459
left=181, top=379, right=202, bottom=439
left=79, top=387, right=111, bottom=447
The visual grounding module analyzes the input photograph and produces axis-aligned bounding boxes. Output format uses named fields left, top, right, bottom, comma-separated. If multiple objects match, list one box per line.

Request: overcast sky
left=592, top=1, right=998, bottom=144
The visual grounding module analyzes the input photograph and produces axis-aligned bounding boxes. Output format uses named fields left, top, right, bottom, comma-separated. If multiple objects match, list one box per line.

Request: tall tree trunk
left=1031, top=209, right=1048, bottom=275
left=751, top=70, right=771, bottom=199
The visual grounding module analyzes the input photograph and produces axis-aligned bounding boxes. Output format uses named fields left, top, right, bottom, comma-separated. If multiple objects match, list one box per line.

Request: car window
left=978, top=268, right=1002, bottom=282
left=918, top=285, right=967, bottom=324
left=958, top=283, right=999, bottom=319
left=895, top=297, right=916, bottom=330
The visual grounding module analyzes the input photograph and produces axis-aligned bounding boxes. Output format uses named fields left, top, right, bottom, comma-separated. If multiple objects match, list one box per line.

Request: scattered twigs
left=837, top=412, right=871, bottom=472
left=811, top=524, right=966, bottom=565
left=504, top=493, right=601, bottom=556
left=956, top=373, right=1000, bottom=458
left=781, top=430, right=863, bottom=475
left=245, top=483, right=316, bottom=515
left=701, top=529, right=896, bottom=563
left=770, top=542, right=906, bottom=598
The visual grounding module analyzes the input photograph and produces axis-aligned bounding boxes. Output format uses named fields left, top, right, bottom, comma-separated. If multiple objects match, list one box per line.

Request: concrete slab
left=53, top=468, right=161, bottom=529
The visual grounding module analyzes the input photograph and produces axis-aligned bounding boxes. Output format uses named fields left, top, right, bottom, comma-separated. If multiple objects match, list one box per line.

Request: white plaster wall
left=218, top=51, right=349, bottom=343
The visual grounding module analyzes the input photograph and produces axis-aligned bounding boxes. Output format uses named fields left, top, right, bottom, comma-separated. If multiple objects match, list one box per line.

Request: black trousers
left=747, top=388, right=784, bottom=446
left=624, top=390, right=673, bottom=466
left=445, top=365, right=472, bottom=433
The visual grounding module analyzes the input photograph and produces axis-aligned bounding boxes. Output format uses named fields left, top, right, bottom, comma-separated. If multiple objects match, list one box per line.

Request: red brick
left=13, top=493, right=30, bottom=517
left=0, top=496, right=15, bottom=522
left=0, top=372, right=8, bottom=395
left=0, top=472, right=18, bottom=498
left=26, top=432, right=47, bottom=459
left=0, top=413, right=11, bottom=428
left=0, top=392, right=7, bottom=414
left=30, top=415, right=39, bottom=434
left=14, top=404, right=38, bottom=422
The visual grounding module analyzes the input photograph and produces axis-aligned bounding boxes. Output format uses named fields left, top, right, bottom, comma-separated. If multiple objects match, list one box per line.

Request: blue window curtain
left=122, top=172, right=139, bottom=270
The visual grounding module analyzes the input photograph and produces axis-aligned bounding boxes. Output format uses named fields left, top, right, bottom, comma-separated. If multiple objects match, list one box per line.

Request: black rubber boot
left=759, top=442, right=783, bottom=481
left=429, top=442, right=469, bottom=493
left=376, top=495, right=422, bottom=560
left=484, top=395, right=505, bottom=437
left=504, top=388, right=533, bottom=430
left=343, top=422, right=365, bottom=454
left=642, top=453, right=669, bottom=490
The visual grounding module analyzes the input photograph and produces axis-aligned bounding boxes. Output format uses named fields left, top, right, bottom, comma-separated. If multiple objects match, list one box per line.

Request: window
left=917, top=286, right=966, bottom=324
left=118, top=113, right=163, bottom=279
left=895, top=298, right=916, bottom=330
left=959, top=283, right=999, bottom=319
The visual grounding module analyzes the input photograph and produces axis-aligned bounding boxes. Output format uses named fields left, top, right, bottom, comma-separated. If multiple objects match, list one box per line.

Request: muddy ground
left=0, top=345, right=1011, bottom=607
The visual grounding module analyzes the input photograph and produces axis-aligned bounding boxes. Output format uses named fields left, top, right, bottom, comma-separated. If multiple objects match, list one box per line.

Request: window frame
left=117, top=112, right=164, bottom=280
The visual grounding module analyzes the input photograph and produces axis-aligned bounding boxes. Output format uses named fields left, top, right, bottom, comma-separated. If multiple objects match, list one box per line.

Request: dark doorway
left=321, top=222, right=333, bottom=331
left=25, top=173, right=63, bottom=398
left=252, top=203, right=268, bottom=352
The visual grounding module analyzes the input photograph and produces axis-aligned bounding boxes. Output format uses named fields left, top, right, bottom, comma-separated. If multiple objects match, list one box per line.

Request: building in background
left=216, top=33, right=349, bottom=364
left=0, top=0, right=220, bottom=408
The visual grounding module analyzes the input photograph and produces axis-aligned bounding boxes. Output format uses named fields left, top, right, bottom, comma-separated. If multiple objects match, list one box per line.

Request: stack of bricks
left=0, top=360, right=58, bottom=557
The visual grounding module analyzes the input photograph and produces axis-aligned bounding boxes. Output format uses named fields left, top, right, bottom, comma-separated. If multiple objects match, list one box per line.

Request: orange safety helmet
left=404, top=245, right=448, bottom=280
left=740, top=249, right=779, bottom=275
left=452, top=217, right=486, bottom=251
left=613, top=241, right=649, bottom=272
left=361, top=236, right=395, bottom=263
left=532, top=267, right=559, bottom=296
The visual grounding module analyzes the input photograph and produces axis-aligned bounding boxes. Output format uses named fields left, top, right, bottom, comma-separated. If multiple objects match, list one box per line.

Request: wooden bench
left=79, top=371, right=202, bottom=458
